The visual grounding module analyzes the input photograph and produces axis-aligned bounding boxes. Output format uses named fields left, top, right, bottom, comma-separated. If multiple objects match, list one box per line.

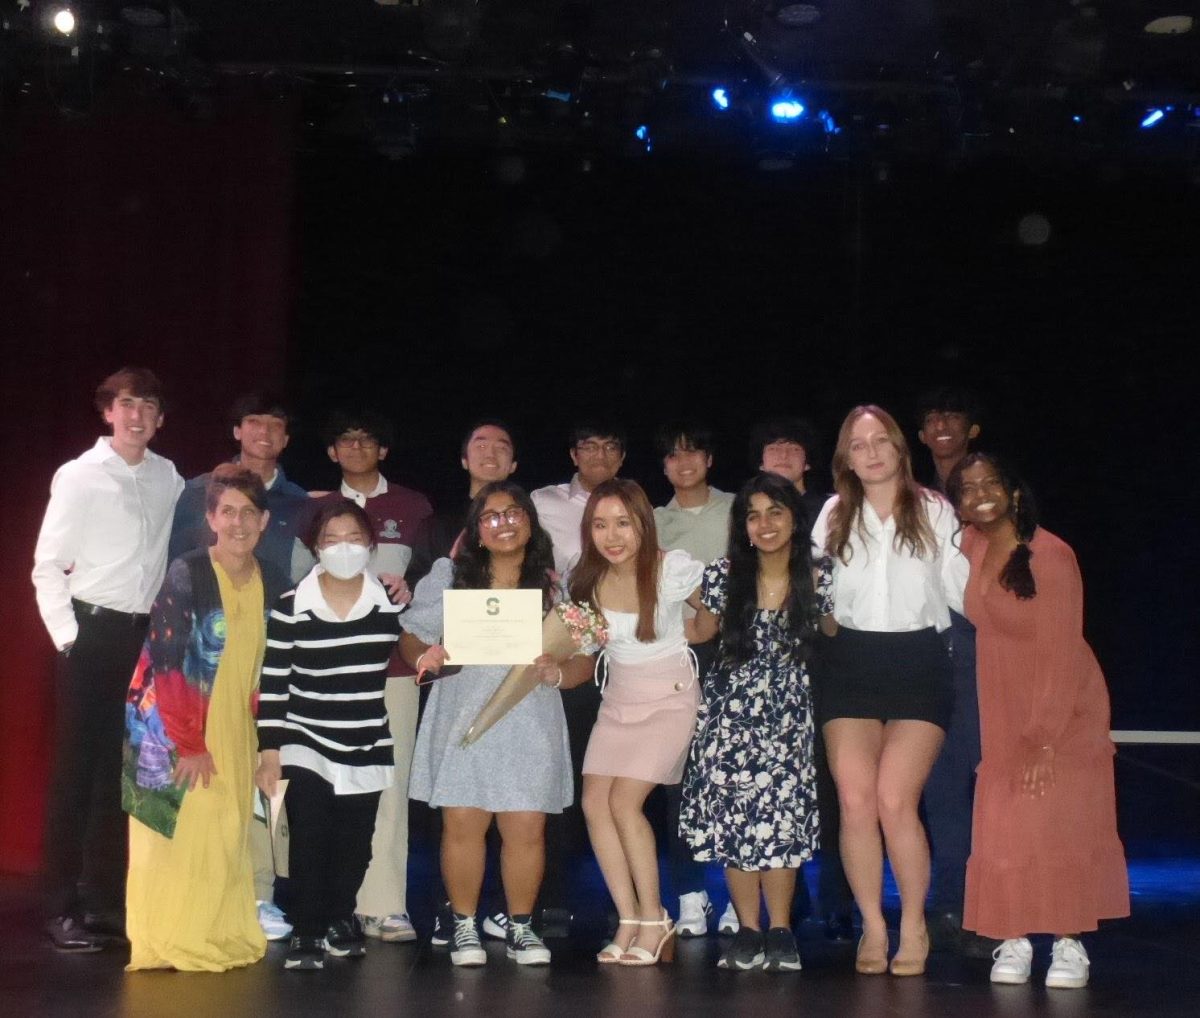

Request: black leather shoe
left=46, top=915, right=104, bottom=953
left=537, top=907, right=572, bottom=940
left=84, top=909, right=128, bottom=941
left=926, top=910, right=964, bottom=953
left=823, top=911, right=856, bottom=943
left=960, top=929, right=1002, bottom=960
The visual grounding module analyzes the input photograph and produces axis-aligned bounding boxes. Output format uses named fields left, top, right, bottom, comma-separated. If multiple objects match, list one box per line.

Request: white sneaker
left=358, top=913, right=417, bottom=943
left=450, top=914, right=487, bottom=967
left=1046, top=937, right=1090, bottom=989
left=481, top=912, right=509, bottom=940
left=256, top=900, right=292, bottom=942
left=990, top=937, right=1033, bottom=984
left=677, top=891, right=713, bottom=938
left=718, top=902, right=740, bottom=936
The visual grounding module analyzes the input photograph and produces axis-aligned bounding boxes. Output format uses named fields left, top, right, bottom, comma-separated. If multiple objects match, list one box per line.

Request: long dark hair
left=946, top=452, right=1039, bottom=600
left=720, top=473, right=817, bottom=665
left=568, top=479, right=660, bottom=642
left=453, top=481, right=556, bottom=607
left=826, top=404, right=937, bottom=563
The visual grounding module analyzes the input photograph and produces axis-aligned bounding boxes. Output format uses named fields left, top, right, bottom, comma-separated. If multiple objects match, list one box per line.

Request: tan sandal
left=597, top=918, right=640, bottom=964
left=618, top=910, right=676, bottom=966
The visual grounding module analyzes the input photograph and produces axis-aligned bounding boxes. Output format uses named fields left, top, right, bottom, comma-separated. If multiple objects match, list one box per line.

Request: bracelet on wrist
left=552, top=667, right=563, bottom=689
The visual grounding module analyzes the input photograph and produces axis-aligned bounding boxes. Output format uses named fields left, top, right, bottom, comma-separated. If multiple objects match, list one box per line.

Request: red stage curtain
left=0, top=94, right=295, bottom=874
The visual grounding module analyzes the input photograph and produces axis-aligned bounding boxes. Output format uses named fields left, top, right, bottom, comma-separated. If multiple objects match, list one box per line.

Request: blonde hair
left=826, top=404, right=936, bottom=562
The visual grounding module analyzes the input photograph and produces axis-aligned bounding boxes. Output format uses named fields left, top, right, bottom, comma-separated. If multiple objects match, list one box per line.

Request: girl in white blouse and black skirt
left=811, top=405, right=966, bottom=979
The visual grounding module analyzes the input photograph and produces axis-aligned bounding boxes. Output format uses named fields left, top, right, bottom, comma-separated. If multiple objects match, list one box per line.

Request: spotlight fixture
left=1141, top=108, right=1165, bottom=128
left=711, top=87, right=730, bottom=110
left=51, top=6, right=75, bottom=35
left=769, top=97, right=805, bottom=122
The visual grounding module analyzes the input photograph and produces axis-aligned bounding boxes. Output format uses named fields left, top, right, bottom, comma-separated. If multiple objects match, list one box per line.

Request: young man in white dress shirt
left=528, top=421, right=624, bottom=936
left=530, top=422, right=626, bottom=577
left=32, top=368, right=184, bottom=952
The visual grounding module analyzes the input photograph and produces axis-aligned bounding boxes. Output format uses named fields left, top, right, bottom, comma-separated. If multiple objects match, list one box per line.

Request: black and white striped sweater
left=257, top=570, right=403, bottom=794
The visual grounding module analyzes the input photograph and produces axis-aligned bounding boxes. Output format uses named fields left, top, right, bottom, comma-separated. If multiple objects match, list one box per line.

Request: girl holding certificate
left=401, top=481, right=591, bottom=968
left=568, top=479, right=705, bottom=967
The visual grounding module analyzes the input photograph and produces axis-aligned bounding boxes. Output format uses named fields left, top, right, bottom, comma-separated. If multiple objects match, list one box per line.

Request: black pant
left=43, top=607, right=148, bottom=919
left=809, top=636, right=855, bottom=918
left=284, top=768, right=381, bottom=938
left=539, top=679, right=600, bottom=915
left=924, top=611, right=981, bottom=912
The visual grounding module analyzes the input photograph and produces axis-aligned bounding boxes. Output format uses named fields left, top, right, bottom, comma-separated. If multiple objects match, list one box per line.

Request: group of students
left=33, top=367, right=1129, bottom=988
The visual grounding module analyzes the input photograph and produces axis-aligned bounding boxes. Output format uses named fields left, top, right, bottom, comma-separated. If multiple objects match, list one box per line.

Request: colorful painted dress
left=123, top=550, right=285, bottom=971
left=679, top=558, right=819, bottom=870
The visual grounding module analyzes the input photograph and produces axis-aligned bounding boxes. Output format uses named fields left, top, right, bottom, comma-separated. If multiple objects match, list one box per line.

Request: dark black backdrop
left=282, top=143, right=1199, bottom=742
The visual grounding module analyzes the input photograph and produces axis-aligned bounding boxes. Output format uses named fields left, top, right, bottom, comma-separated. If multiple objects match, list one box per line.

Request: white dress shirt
left=810, top=491, right=966, bottom=634
left=530, top=474, right=592, bottom=576
left=32, top=438, right=184, bottom=649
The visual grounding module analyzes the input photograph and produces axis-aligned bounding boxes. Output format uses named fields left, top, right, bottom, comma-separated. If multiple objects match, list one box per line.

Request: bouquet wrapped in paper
left=460, top=600, right=608, bottom=747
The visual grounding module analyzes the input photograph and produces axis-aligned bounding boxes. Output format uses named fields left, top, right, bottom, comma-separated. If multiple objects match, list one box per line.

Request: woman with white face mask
left=255, top=500, right=404, bottom=972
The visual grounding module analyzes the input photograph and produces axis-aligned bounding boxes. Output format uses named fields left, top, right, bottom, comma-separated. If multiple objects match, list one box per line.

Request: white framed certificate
left=442, top=589, right=543, bottom=665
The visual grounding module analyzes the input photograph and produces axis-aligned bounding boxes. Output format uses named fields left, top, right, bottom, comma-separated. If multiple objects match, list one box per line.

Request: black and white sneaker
left=450, top=913, right=487, bottom=967
left=717, top=928, right=765, bottom=970
left=762, top=927, right=802, bottom=971
left=505, top=916, right=551, bottom=966
left=431, top=901, right=453, bottom=947
left=284, top=935, right=326, bottom=971
left=482, top=912, right=510, bottom=941
left=325, top=916, right=367, bottom=958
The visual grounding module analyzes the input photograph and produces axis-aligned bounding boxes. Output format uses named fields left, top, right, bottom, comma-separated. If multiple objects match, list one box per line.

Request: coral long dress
left=125, top=562, right=268, bottom=971
left=962, top=527, right=1129, bottom=939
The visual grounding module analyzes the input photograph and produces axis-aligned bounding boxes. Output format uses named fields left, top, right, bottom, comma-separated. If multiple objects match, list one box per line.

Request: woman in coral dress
left=948, top=453, right=1128, bottom=990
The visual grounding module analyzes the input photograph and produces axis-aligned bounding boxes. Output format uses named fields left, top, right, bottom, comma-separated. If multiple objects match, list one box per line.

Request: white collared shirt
left=339, top=474, right=388, bottom=506
left=810, top=491, right=966, bottom=633
left=530, top=474, right=592, bottom=576
left=291, top=565, right=393, bottom=623
left=33, top=438, right=184, bottom=649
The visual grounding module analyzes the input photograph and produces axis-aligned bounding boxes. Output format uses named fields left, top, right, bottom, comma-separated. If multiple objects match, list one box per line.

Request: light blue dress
left=404, top=558, right=574, bottom=813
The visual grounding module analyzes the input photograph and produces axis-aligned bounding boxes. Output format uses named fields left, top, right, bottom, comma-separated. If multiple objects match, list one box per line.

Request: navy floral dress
left=679, top=558, right=819, bottom=870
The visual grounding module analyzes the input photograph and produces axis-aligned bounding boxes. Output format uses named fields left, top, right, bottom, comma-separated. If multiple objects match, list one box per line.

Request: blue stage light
left=1141, top=108, right=1165, bottom=128
left=769, top=98, right=805, bottom=122
left=711, top=87, right=730, bottom=111
left=635, top=125, right=648, bottom=141
left=1072, top=114, right=1083, bottom=123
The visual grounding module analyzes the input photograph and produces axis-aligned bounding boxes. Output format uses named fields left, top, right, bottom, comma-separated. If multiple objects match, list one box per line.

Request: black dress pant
left=43, top=606, right=148, bottom=919
left=284, top=767, right=381, bottom=938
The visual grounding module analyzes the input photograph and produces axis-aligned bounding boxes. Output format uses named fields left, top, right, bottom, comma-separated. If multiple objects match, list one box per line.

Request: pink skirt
left=582, top=653, right=699, bottom=784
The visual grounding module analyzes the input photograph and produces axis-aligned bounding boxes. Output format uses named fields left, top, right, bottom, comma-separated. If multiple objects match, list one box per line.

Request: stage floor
left=5, top=857, right=1199, bottom=1018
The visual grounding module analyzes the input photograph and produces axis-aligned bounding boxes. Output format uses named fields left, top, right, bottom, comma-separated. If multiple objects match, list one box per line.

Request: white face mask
left=319, top=542, right=371, bottom=580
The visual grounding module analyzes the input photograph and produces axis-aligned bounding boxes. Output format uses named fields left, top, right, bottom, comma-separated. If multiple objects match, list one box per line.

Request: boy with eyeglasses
left=530, top=423, right=626, bottom=577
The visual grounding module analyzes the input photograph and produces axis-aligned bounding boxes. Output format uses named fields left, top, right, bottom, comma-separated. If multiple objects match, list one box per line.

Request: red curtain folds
left=0, top=93, right=295, bottom=873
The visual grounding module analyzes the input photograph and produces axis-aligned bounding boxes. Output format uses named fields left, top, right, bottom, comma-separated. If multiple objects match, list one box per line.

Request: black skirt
left=811, top=626, right=953, bottom=731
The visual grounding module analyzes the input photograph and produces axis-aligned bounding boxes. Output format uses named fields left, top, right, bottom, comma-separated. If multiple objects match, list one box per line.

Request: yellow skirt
left=125, top=560, right=268, bottom=972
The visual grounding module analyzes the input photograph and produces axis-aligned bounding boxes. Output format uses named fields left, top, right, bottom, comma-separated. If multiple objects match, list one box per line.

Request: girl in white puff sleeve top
left=565, top=479, right=705, bottom=967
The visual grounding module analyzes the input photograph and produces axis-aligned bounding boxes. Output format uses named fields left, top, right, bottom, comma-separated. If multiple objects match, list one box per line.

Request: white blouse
left=599, top=549, right=705, bottom=665
left=811, top=491, right=966, bottom=634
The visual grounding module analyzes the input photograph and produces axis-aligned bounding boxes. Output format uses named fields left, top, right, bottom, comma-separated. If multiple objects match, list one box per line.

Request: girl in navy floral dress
left=680, top=472, right=820, bottom=972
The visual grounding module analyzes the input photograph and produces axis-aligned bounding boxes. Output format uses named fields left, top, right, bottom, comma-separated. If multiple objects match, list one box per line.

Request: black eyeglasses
left=575, top=440, right=622, bottom=456
left=480, top=506, right=528, bottom=529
